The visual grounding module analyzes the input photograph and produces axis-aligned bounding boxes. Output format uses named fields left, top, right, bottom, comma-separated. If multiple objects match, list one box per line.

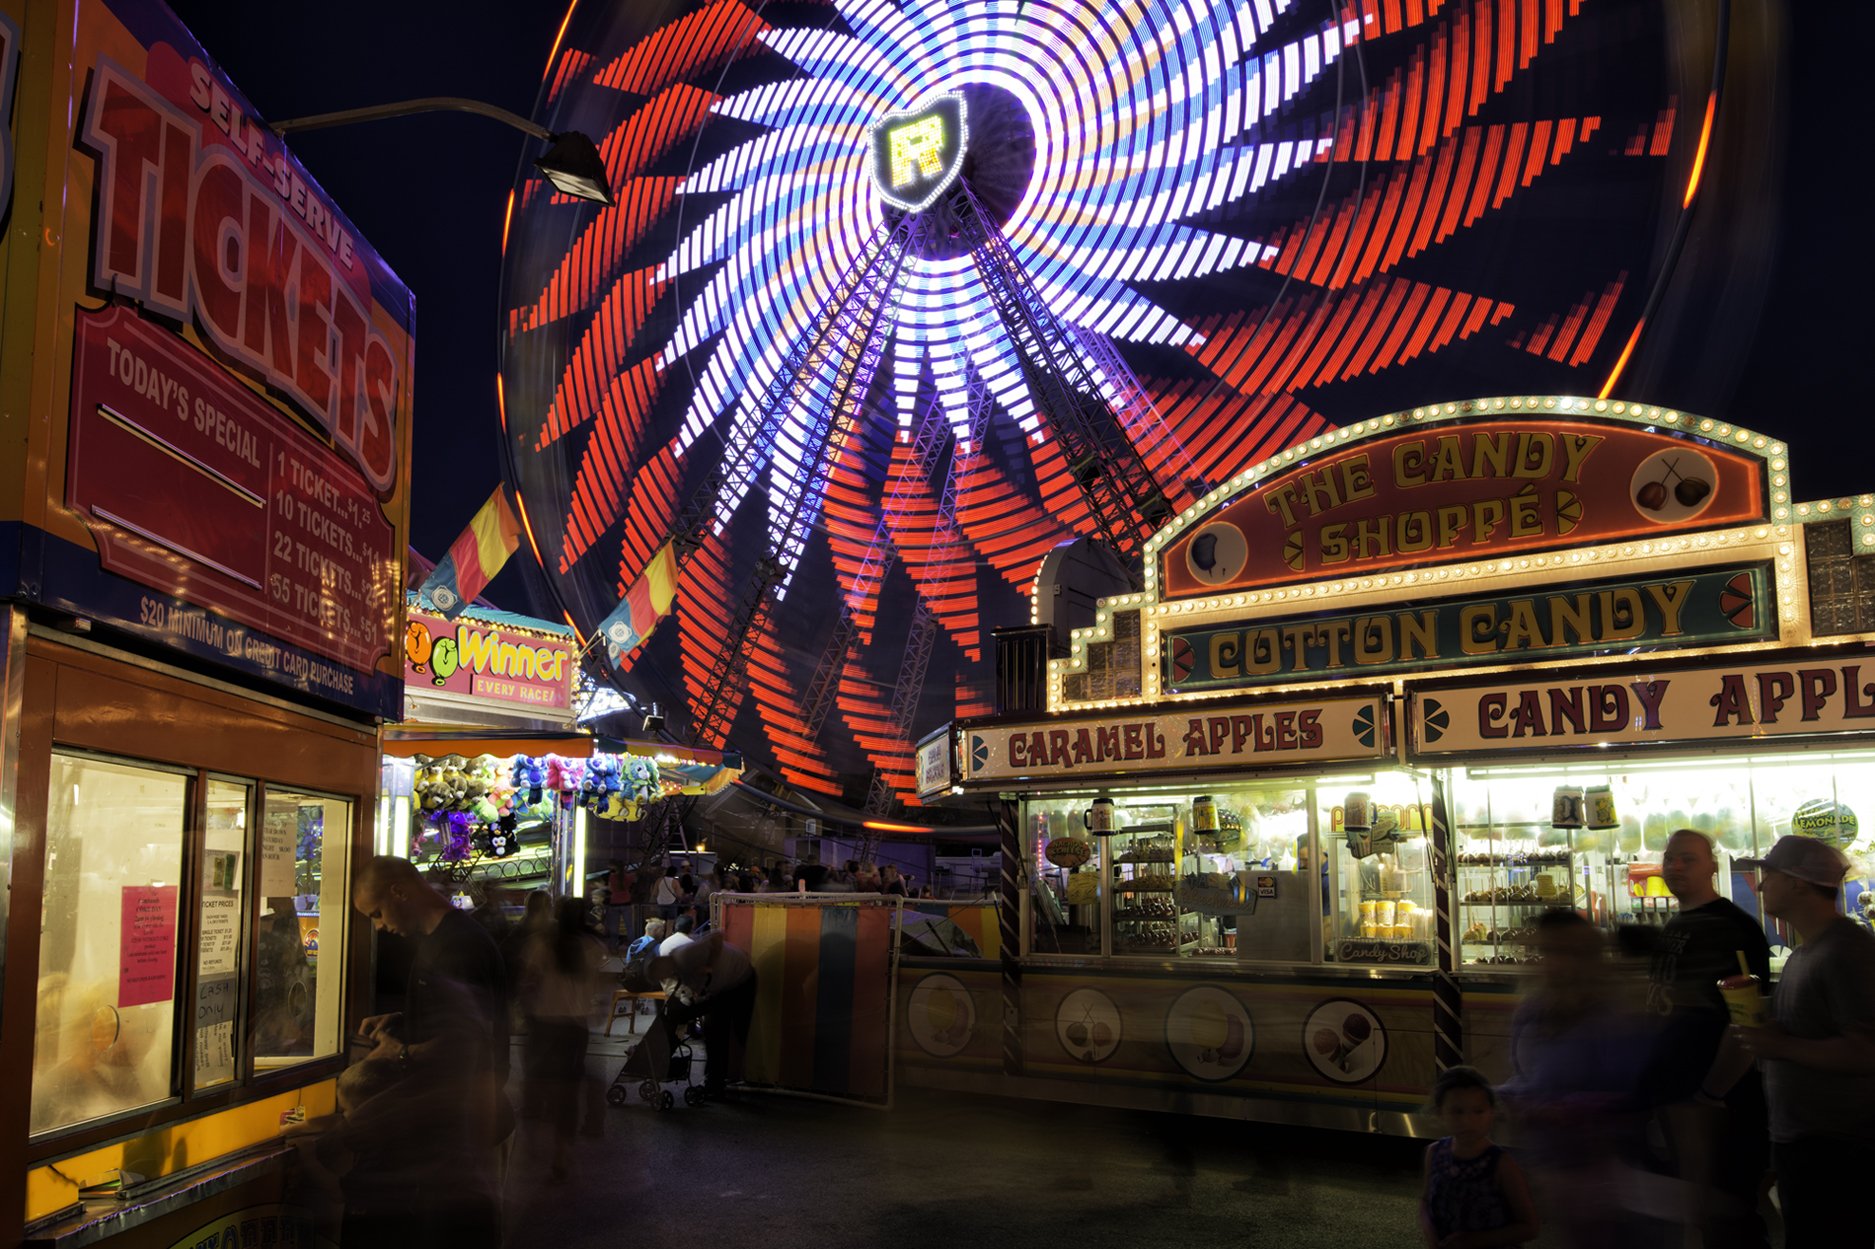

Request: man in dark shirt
left=1646, top=829, right=1771, bottom=1249
left=355, top=855, right=511, bottom=1081
left=350, top=855, right=514, bottom=1246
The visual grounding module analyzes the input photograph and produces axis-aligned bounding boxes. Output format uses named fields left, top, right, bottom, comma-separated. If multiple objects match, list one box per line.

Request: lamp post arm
left=269, top=97, right=553, bottom=141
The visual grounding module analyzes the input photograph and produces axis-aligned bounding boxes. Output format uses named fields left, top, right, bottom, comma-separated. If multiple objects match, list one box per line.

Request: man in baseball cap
left=1734, top=834, right=1875, bottom=1246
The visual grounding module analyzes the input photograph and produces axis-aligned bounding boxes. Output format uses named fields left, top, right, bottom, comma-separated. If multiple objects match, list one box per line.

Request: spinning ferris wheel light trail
left=503, top=0, right=1709, bottom=808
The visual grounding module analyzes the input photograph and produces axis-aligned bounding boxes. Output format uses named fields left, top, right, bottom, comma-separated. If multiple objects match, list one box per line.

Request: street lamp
left=270, top=96, right=615, bottom=206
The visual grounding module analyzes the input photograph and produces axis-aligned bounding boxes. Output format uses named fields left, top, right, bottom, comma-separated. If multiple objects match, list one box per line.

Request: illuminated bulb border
left=1036, top=396, right=1847, bottom=714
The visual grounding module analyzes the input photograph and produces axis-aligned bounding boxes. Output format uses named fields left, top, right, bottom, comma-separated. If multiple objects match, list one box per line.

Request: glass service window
left=1444, top=755, right=1820, bottom=969
left=1323, top=772, right=1437, bottom=967
left=193, top=780, right=250, bottom=1090
left=31, top=754, right=189, bottom=1137
left=252, top=790, right=349, bottom=1069
left=1177, top=783, right=1313, bottom=963
left=1026, top=798, right=1103, bottom=956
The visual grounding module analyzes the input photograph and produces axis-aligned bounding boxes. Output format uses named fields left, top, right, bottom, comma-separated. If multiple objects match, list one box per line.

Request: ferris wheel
left=499, top=0, right=1724, bottom=810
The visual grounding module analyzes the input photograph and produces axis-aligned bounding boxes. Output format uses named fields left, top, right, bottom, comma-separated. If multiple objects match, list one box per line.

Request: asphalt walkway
left=500, top=1021, right=1425, bottom=1249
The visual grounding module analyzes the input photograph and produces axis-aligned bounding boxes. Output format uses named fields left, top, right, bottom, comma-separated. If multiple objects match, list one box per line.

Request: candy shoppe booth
left=910, top=396, right=1875, bottom=1133
left=0, top=1, right=414, bottom=1243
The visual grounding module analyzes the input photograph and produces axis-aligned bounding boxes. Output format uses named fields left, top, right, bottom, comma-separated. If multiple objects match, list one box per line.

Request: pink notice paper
left=119, top=885, right=180, bottom=1008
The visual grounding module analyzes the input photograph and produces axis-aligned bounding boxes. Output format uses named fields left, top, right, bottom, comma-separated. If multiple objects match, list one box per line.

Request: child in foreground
left=1420, top=1066, right=1539, bottom=1249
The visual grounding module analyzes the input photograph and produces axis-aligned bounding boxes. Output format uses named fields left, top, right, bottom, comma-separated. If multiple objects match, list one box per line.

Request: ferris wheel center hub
left=868, top=92, right=968, bottom=213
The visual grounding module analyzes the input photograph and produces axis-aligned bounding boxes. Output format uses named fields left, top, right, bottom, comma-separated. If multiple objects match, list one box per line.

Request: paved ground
left=500, top=1021, right=1427, bottom=1249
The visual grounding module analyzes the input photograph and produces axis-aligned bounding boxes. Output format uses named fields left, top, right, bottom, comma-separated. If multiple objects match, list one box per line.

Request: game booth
left=384, top=598, right=741, bottom=913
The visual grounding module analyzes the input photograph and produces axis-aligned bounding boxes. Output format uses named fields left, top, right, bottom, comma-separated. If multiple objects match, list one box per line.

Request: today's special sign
left=1412, top=659, right=1875, bottom=755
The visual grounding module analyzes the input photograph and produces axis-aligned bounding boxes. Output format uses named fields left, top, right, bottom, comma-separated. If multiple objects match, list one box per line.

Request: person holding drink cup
left=1641, top=829, right=1773, bottom=1248
left=1730, top=835, right=1875, bottom=1248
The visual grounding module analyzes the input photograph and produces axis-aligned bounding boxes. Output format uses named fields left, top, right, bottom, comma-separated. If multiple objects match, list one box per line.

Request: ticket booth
left=0, top=2, right=415, bottom=1243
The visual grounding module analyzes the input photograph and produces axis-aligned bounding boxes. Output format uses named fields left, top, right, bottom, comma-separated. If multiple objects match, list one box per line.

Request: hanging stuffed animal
left=511, top=756, right=547, bottom=804
left=544, top=755, right=585, bottom=807
left=622, top=755, right=660, bottom=806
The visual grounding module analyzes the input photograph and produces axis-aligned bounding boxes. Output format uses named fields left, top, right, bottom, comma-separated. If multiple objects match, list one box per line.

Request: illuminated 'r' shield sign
left=868, top=92, right=968, bottom=213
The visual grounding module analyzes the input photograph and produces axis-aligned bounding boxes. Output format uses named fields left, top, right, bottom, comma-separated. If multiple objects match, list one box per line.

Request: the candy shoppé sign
left=1412, top=660, right=1875, bottom=754
left=1160, top=420, right=1769, bottom=599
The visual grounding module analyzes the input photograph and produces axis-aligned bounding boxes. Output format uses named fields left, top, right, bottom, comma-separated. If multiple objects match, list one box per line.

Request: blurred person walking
left=1643, top=829, right=1773, bottom=1248
left=518, top=897, right=608, bottom=1178
left=1733, top=835, right=1875, bottom=1248
left=652, top=929, right=758, bottom=1097
left=1502, top=910, right=1660, bottom=1248
left=350, top=855, right=516, bottom=1242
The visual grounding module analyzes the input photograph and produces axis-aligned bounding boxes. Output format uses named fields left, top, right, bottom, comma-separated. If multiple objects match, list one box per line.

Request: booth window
left=1023, top=785, right=1317, bottom=961
left=193, top=780, right=250, bottom=1090
left=253, top=789, right=349, bottom=1069
left=1322, top=772, right=1437, bottom=968
left=31, top=754, right=189, bottom=1136
left=1028, top=798, right=1103, bottom=955
left=30, top=755, right=352, bottom=1142
left=1443, top=751, right=1875, bottom=971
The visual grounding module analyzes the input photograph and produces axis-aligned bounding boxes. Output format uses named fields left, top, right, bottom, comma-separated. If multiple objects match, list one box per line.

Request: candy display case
left=1324, top=774, right=1437, bottom=966
left=1110, top=803, right=1189, bottom=954
left=1440, top=758, right=1831, bottom=967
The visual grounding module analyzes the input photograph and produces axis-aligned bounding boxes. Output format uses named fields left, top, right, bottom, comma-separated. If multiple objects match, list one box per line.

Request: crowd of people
left=287, top=831, right=1872, bottom=1248
left=1419, top=830, right=1875, bottom=1248
left=288, top=855, right=767, bottom=1247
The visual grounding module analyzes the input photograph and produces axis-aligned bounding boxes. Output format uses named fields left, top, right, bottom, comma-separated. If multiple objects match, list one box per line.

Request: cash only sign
left=0, top=0, right=414, bottom=718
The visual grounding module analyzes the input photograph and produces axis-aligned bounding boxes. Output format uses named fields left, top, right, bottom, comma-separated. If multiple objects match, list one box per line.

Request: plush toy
left=581, top=755, right=623, bottom=815
left=623, top=755, right=659, bottom=804
left=544, top=755, right=585, bottom=803
left=441, top=811, right=475, bottom=862
left=512, top=756, right=547, bottom=804
left=415, top=763, right=450, bottom=812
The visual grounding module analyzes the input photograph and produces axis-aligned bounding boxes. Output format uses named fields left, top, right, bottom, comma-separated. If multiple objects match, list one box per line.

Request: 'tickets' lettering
left=83, top=64, right=399, bottom=493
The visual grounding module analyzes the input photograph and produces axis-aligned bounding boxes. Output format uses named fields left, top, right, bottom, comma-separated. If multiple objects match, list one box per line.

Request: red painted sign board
left=68, top=306, right=394, bottom=672
left=1160, top=421, right=1768, bottom=600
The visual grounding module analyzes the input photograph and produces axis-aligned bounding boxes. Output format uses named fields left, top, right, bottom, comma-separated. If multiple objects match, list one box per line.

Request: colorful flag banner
left=417, top=486, right=522, bottom=619
left=599, top=541, right=680, bottom=667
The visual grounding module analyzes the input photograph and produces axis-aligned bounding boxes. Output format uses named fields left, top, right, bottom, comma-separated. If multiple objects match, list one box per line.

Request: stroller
left=605, top=1001, right=704, bottom=1110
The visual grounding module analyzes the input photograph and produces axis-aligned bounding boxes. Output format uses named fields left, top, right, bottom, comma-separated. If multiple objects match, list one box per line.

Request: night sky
left=166, top=0, right=1874, bottom=628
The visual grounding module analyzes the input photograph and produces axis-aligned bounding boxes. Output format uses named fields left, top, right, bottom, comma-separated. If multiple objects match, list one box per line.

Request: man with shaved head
left=1646, top=829, right=1771, bottom=1248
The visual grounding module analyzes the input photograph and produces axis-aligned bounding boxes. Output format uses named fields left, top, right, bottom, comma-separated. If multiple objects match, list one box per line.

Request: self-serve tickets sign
left=962, top=695, right=1389, bottom=785
left=0, top=1, right=413, bottom=719
left=1160, top=420, right=1767, bottom=600
left=1412, top=660, right=1875, bottom=755
left=404, top=611, right=573, bottom=712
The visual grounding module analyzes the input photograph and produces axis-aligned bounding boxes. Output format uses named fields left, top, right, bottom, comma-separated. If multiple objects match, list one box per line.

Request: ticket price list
left=266, top=448, right=391, bottom=668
